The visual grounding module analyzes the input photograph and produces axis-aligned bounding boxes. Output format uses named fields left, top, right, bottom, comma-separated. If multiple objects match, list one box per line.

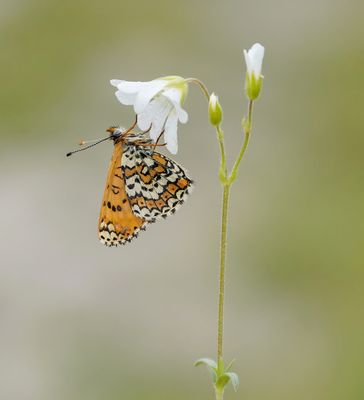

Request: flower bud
left=208, top=93, right=223, bottom=126
left=243, top=43, right=265, bottom=100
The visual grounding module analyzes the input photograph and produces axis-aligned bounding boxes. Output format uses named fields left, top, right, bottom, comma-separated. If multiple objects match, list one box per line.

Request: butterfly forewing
left=121, top=145, right=193, bottom=222
left=98, top=142, right=146, bottom=246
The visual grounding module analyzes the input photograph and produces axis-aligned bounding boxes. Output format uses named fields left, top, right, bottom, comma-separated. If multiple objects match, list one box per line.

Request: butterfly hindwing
left=97, top=132, right=193, bottom=247
left=98, top=142, right=146, bottom=246
left=121, top=145, right=193, bottom=222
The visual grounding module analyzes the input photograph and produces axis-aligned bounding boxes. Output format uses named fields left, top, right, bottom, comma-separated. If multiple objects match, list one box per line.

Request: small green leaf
left=195, top=358, right=218, bottom=383
left=226, top=372, right=239, bottom=392
left=209, top=367, right=218, bottom=383
left=194, top=358, right=218, bottom=370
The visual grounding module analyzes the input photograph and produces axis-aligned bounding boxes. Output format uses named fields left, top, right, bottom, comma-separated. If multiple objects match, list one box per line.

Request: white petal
left=114, top=89, right=137, bottom=105
left=243, top=49, right=253, bottom=75
left=161, top=88, right=189, bottom=123
left=134, top=80, right=168, bottom=113
left=148, top=98, right=173, bottom=141
left=245, top=43, right=265, bottom=77
left=164, top=110, right=178, bottom=154
left=177, top=108, right=188, bottom=123
left=138, top=97, right=171, bottom=130
left=161, top=86, right=182, bottom=103
left=111, top=80, right=147, bottom=106
left=110, top=79, right=122, bottom=88
left=209, top=92, right=218, bottom=109
left=137, top=100, right=157, bottom=130
left=117, top=80, right=146, bottom=93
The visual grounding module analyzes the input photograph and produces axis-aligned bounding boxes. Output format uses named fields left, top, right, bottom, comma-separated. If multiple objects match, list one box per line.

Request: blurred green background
left=1, top=0, right=364, bottom=399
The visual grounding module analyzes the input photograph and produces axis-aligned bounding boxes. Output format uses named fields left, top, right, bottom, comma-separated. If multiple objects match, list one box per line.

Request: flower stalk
left=217, top=183, right=230, bottom=362
left=214, top=100, right=253, bottom=400
left=186, top=77, right=211, bottom=101
left=195, top=42, right=263, bottom=400
left=229, top=100, right=253, bottom=184
left=195, top=91, right=254, bottom=400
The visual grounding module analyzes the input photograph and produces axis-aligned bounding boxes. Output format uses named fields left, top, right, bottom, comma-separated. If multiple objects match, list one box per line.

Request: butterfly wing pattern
left=122, top=145, right=193, bottom=221
left=98, top=140, right=193, bottom=246
left=98, top=141, right=147, bottom=246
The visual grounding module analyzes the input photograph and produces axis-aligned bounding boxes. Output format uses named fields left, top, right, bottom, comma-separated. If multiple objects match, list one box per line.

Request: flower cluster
left=110, top=43, right=264, bottom=153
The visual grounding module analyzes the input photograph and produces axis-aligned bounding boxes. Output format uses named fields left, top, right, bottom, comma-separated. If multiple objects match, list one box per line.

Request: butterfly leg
left=124, top=116, right=138, bottom=134
left=153, top=129, right=165, bottom=151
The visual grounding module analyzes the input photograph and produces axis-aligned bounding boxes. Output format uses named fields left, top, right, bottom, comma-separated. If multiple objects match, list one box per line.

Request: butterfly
left=67, top=125, right=193, bottom=246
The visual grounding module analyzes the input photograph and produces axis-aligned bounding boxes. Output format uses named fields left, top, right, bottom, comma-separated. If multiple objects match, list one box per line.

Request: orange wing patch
left=98, top=142, right=146, bottom=246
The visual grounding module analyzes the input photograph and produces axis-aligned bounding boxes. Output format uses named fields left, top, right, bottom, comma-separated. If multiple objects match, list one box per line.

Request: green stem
left=214, top=100, right=254, bottom=400
left=216, top=100, right=253, bottom=368
left=185, top=77, right=211, bottom=101
left=229, top=100, right=253, bottom=183
left=192, top=78, right=256, bottom=400
left=215, top=385, right=224, bottom=400
left=217, top=125, right=228, bottom=181
left=217, top=183, right=230, bottom=363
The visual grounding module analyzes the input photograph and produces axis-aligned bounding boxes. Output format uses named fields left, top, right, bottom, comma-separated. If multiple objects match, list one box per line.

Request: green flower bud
left=245, top=73, right=263, bottom=100
left=208, top=93, right=223, bottom=126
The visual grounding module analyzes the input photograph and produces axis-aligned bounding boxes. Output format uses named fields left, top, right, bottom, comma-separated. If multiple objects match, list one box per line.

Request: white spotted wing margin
left=121, top=144, right=193, bottom=222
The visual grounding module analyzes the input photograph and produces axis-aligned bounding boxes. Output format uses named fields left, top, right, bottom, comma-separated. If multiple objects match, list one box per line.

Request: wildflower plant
left=111, top=42, right=265, bottom=400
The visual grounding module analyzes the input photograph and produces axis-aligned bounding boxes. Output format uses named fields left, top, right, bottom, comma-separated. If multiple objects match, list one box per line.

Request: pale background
left=1, top=0, right=363, bottom=399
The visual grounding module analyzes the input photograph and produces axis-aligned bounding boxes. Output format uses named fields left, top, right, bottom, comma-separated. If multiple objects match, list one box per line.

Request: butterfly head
left=106, top=126, right=126, bottom=142
left=66, top=122, right=151, bottom=158
left=107, top=125, right=153, bottom=146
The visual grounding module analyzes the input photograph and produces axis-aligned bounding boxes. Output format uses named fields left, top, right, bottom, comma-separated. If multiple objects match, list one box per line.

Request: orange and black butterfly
left=67, top=124, right=193, bottom=246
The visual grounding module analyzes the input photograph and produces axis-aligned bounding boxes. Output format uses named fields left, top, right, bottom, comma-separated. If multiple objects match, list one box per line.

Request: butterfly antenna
left=78, top=138, right=106, bottom=145
left=66, top=136, right=110, bottom=157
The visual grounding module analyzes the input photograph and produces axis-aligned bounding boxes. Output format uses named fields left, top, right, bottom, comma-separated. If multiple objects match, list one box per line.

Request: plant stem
left=217, top=183, right=230, bottom=363
left=217, top=125, right=228, bottom=180
left=192, top=78, right=256, bottom=400
left=214, top=100, right=254, bottom=400
left=216, top=100, right=253, bottom=367
left=215, top=386, right=224, bottom=400
left=185, top=77, right=211, bottom=101
left=229, top=100, right=253, bottom=183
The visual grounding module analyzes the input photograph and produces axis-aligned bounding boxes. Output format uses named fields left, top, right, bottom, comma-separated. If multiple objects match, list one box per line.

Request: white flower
left=244, top=43, right=265, bottom=79
left=110, top=76, right=188, bottom=154
left=243, top=43, right=265, bottom=100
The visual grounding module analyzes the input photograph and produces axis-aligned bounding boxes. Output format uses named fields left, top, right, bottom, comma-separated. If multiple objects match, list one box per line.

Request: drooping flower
left=110, top=76, right=188, bottom=154
left=243, top=43, right=265, bottom=100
